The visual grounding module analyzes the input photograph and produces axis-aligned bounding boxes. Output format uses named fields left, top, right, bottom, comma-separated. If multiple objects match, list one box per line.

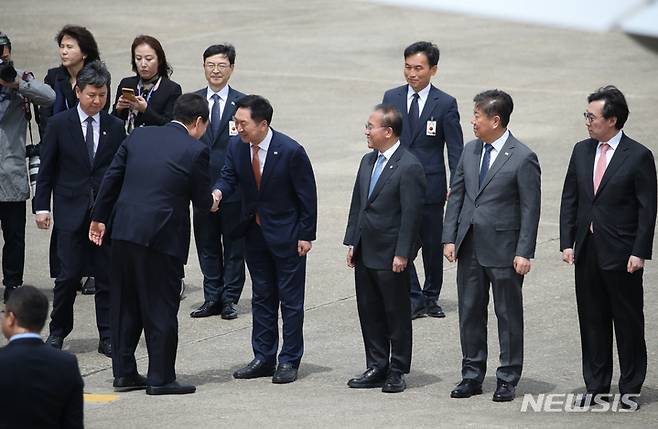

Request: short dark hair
left=473, top=89, right=514, bottom=127
left=173, top=93, right=209, bottom=124
left=0, top=32, right=12, bottom=52
left=203, top=44, right=236, bottom=64
left=374, top=104, right=403, bottom=137
left=76, top=60, right=111, bottom=91
left=235, top=95, right=273, bottom=125
left=5, top=286, right=49, bottom=333
left=55, top=25, right=100, bottom=65
left=131, top=35, right=173, bottom=77
left=404, top=41, right=440, bottom=67
left=587, top=85, right=629, bottom=129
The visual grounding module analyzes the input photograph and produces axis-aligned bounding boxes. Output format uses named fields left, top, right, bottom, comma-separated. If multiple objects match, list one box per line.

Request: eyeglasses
left=365, top=124, right=388, bottom=131
left=204, top=63, right=231, bottom=71
left=583, top=112, right=599, bottom=124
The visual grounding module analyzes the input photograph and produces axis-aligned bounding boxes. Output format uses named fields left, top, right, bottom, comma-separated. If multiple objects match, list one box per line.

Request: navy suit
left=92, top=122, right=212, bottom=385
left=193, top=87, right=246, bottom=305
left=0, top=337, right=84, bottom=429
left=34, top=108, right=125, bottom=341
left=383, top=84, right=463, bottom=310
left=216, top=129, right=317, bottom=367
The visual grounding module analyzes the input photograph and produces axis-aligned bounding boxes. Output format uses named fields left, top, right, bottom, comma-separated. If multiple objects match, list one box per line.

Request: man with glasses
left=560, top=85, right=657, bottom=410
left=344, top=104, right=426, bottom=393
left=191, top=44, right=247, bottom=320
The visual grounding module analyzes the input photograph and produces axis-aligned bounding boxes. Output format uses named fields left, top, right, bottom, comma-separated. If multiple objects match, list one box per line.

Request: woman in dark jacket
left=113, top=35, right=181, bottom=132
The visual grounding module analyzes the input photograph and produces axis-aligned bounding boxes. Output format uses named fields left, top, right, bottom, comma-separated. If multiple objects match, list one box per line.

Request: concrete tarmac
left=2, top=0, right=658, bottom=427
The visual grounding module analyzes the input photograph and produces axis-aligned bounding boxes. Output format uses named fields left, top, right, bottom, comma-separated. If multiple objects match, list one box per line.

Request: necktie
left=593, top=143, right=611, bottom=194
left=368, top=154, right=387, bottom=197
left=211, top=93, right=221, bottom=136
left=479, top=143, right=494, bottom=187
left=85, top=116, right=95, bottom=163
left=252, top=145, right=262, bottom=224
left=408, top=92, right=420, bottom=135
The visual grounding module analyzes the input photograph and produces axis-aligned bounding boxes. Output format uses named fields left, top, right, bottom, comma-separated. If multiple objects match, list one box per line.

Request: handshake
left=211, top=189, right=222, bottom=212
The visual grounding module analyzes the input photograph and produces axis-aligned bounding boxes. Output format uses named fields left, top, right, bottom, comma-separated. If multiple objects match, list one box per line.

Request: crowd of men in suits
left=0, top=28, right=656, bottom=425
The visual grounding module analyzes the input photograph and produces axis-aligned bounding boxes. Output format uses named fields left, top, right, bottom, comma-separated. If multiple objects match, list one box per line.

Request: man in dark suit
left=34, top=60, right=125, bottom=356
left=443, top=90, right=541, bottom=402
left=383, top=41, right=463, bottom=319
left=344, top=105, right=426, bottom=393
left=89, top=93, right=213, bottom=395
left=212, top=95, right=317, bottom=384
left=0, top=286, right=83, bottom=429
left=560, top=85, right=656, bottom=410
left=191, top=44, right=246, bottom=320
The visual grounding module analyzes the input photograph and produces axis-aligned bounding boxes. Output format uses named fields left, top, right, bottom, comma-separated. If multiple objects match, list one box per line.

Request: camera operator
left=0, top=32, right=56, bottom=303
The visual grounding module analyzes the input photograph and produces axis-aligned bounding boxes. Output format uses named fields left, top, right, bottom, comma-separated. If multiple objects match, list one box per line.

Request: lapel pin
left=102, top=131, right=107, bottom=136
left=504, top=152, right=509, bottom=156
left=231, top=101, right=235, bottom=105
left=389, top=165, right=393, bottom=169
left=273, top=151, right=278, bottom=155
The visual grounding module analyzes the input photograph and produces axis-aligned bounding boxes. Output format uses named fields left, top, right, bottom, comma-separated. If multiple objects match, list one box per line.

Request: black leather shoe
left=575, top=390, right=610, bottom=407
left=347, top=368, right=387, bottom=388
left=221, top=302, right=238, bottom=320
left=382, top=371, right=406, bottom=393
left=411, top=304, right=426, bottom=320
left=426, top=301, right=446, bottom=318
left=233, top=359, right=276, bottom=379
left=492, top=380, right=516, bottom=402
left=272, top=362, right=298, bottom=384
left=45, top=335, right=63, bottom=349
left=98, top=338, right=112, bottom=357
left=81, top=277, right=96, bottom=295
left=146, top=381, right=196, bottom=395
left=450, top=379, right=483, bottom=398
left=190, top=301, right=221, bottom=318
left=113, top=374, right=147, bottom=392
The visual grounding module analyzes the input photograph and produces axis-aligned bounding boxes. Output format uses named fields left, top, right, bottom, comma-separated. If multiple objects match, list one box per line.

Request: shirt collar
left=407, top=83, right=431, bottom=102
left=379, top=140, right=401, bottom=159
left=206, top=85, right=229, bottom=101
left=9, top=332, right=42, bottom=343
left=599, top=129, right=622, bottom=150
left=252, top=128, right=273, bottom=151
left=77, top=104, right=100, bottom=124
left=484, top=129, right=510, bottom=153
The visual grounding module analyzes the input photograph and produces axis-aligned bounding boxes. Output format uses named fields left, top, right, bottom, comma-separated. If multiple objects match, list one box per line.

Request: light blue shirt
left=9, top=332, right=42, bottom=343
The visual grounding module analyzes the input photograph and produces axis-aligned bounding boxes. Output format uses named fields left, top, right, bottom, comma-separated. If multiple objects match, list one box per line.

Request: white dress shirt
left=373, top=141, right=401, bottom=176
left=206, top=85, right=230, bottom=123
left=592, top=130, right=622, bottom=179
left=9, top=332, right=42, bottom=342
left=251, top=128, right=273, bottom=174
left=406, top=84, right=431, bottom=116
left=479, top=129, right=510, bottom=169
left=77, top=104, right=100, bottom=155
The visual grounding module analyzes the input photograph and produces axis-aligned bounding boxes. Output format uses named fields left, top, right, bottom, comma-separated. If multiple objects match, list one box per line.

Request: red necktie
left=252, top=145, right=261, bottom=224
left=593, top=143, right=610, bottom=195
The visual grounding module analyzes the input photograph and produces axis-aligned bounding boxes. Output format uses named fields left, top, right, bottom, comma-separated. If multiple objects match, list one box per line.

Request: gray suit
left=443, top=132, right=540, bottom=385
left=344, top=145, right=426, bottom=373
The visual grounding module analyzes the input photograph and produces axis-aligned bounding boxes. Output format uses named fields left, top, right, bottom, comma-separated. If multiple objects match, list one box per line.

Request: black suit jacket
left=344, top=146, right=426, bottom=270
left=382, top=84, right=463, bottom=204
left=92, top=122, right=213, bottom=263
left=560, top=133, right=657, bottom=270
left=112, top=76, right=182, bottom=127
left=34, top=108, right=126, bottom=231
left=0, top=337, right=83, bottom=429
left=195, top=86, right=245, bottom=203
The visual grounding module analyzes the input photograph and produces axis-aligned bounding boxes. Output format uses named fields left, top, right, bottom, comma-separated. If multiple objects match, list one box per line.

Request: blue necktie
left=479, top=143, right=494, bottom=187
left=85, top=116, right=95, bottom=163
left=408, top=92, right=419, bottom=135
left=368, top=154, right=387, bottom=197
left=211, top=93, right=221, bottom=136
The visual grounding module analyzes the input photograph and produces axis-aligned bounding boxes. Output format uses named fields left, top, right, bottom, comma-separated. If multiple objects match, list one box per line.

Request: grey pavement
left=2, top=0, right=658, bottom=427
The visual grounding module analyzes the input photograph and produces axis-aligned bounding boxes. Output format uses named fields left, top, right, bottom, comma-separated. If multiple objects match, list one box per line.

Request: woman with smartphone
left=112, top=35, right=181, bottom=132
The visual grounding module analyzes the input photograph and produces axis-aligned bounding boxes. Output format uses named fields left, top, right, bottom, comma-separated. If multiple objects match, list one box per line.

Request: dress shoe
left=411, top=304, right=426, bottom=320
left=492, top=380, right=516, bottom=402
left=98, top=338, right=112, bottom=357
left=146, top=381, right=196, bottom=395
left=113, top=374, right=148, bottom=392
left=233, top=359, right=276, bottom=379
left=382, top=371, right=406, bottom=393
left=450, top=379, right=483, bottom=398
left=426, top=301, right=446, bottom=318
left=45, top=335, right=63, bottom=349
left=81, top=277, right=96, bottom=295
left=221, top=302, right=238, bottom=320
left=190, top=300, right=221, bottom=318
left=272, top=362, right=298, bottom=384
left=347, top=368, right=387, bottom=388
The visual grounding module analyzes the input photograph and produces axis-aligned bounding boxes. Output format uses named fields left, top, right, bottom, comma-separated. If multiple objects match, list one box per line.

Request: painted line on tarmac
left=84, top=393, right=120, bottom=403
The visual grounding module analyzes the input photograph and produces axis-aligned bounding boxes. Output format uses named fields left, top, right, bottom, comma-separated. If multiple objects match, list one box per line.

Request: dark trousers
left=110, top=240, right=182, bottom=386
left=49, top=226, right=110, bottom=340
left=409, top=203, right=444, bottom=309
left=245, top=224, right=306, bottom=367
left=456, top=232, right=524, bottom=385
left=193, top=201, right=246, bottom=304
left=575, top=234, right=646, bottom=394
left=0, top=201, right=25, bottom=288
left=355, top=254, right=412, bottom=373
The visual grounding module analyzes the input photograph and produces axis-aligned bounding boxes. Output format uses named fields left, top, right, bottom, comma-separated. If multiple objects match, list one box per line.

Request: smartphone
left=121, top=87, right=136, bottom=101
